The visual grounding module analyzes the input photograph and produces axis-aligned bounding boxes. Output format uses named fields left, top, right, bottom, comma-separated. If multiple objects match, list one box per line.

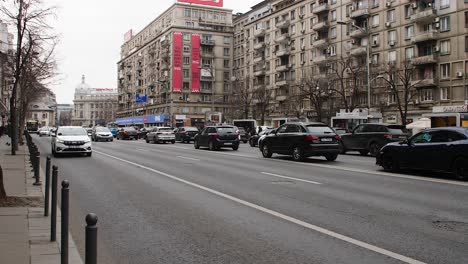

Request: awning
left=406, top=118, right=431, bottom=129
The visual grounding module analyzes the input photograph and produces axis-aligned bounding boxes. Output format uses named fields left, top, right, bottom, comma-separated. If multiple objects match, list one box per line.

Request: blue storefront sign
left=115, top=114, right=167, bottom=126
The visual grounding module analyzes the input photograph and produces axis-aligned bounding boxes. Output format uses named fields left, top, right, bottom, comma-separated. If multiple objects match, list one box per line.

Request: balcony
left=276, top=64, right=290, bottom=72
left=254, top=29, right=266, bottom=37
left=254, top=84, right=265, bottom=91
left=201, top=39, right=215, bottom=45
left=411, top=30, right=438, bottom=44
left=350, top=8, right=369, bottom=19
left=412, top=78, right=437, bottom=88
left=411, top=9, right=437, bottom=24
left=276, top=19, right=290, bottom=29
left=313, top=21, right=329, bottom=32
left=254, top=42, right=266, bottom=50
left=275, top=33, right=290, bottom=43
left=276, top=48, right=290, bottom=57
left=253, top=56, right=264, bottom=63
left=350, top=46, right=367, bottom=56
left=350, top=29, right=367, bottom=38
left=275, top=79, right=290, bottom=87
left=201, top=51, right=215, bottom=57
left=276, top=95, right=288, bottom=101
left=312, top=3, right=329, bottom=14
left=312, top=38, right=328, bottom=48
left=411, top=54, right=438, bottom=66
left=254, top=69, right=266, bottom=76
left=313, top=55, right=327, bottom=64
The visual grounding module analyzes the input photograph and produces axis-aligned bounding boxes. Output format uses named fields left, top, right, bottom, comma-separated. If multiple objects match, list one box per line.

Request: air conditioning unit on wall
left=456, top=71, right=464, bottom=78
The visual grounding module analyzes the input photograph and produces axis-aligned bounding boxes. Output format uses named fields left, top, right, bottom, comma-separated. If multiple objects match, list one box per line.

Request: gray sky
left=45, top=0, right=259, bottom=104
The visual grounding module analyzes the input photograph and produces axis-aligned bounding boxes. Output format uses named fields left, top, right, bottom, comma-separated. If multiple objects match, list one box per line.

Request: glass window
left=446, top=131, right=466, bottom=141
left=372, top=15, right=379, bottom=27
left=285, top=125, right=301, bottom=133
left=405, top=25, right=414, bottom=39
left=276, top=125, right=287, bottom=134
left=306, top=125, right=334, bottom=133
left=420, top=88, right=433, bottom=102
left=353, top=125, right=365, bottom=133
left=441, top=63, right=451, bottom=79
left=411, top=131, right=432, bottom=144
left=441, top=0, right=450, bottom=8
left=440, top=40, right=450, bottom=55
left=440, top=87, right=449, bottom=100
left=441, top=16, right=450, bottom=32
left=387, top=9, right=395, bottom=22
left=405, top=47, right=414, bottom=60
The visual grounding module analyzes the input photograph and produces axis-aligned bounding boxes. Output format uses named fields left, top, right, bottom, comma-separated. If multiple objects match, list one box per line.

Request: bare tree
left=0, top=0, right=57, bottom=155
left=252, top=84, right=273, bottom=126
left=379, top=60, right=421, bottom=125
left=299, top=73, right=330, bottom=122
left=229, top=75, right=253, bottom=119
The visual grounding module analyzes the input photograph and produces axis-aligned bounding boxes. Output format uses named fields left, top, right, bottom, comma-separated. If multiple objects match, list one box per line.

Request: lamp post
left=337, top=20, right=371, bottom=111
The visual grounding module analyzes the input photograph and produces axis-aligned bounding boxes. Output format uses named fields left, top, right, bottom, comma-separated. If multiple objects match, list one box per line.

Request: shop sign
left=432, top=105, right=468, bottom=113
left=175, top=115, right=186, bottom=120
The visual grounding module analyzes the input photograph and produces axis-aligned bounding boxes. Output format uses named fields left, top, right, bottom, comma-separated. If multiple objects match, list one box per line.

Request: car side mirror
left=57, top=133, right=62, bottom=136
left=51, top=134, right=56, bottom=137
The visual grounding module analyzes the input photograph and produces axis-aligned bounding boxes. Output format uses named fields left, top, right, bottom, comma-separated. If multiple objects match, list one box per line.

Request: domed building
left=71, top=75, right=118, bottom=127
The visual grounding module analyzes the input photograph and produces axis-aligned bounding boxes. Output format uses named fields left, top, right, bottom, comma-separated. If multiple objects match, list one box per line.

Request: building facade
left=233, top=0, right=468, bottom=127
left=117, top=1, right=234, bottom=127
left=56, top=104, right=74, bottom=126
left=29, top=89, right=56, bottom=127
left=0, top=20, right=14, bottom=115
left=71, top=76, right=118, bottom=127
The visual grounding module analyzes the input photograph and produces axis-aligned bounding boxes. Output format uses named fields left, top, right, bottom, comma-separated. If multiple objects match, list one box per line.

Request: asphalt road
left=34, top=135, right=468, bottom=264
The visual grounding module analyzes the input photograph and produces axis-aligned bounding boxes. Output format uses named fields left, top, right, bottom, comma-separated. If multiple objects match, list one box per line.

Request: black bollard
left=51, top=165, right=58, bottom=242
left=44, top=156, right=51, bottom=216
left=33, top=151, right=41, bottom=186
left=61, top=180, right=69, bottom=264
left=85, top=213, right=98, bottom=264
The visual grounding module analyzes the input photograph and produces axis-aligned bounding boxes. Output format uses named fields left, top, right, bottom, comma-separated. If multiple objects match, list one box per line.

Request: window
left=466, top=36, right=468, bottom=52
left=371, top=34, right=379, bottom=46
left=330, top=27, right=337, bottom=38
left=223, top=36, right=231, bottom=44
left=371, top=53, right=379, bottom=65
left=183, top=82, right=190, bottom=90
left=290, top=10, right=295, bottom=20
left=223, top=59, right=229, bottom=68
left=441, top=63, right=451, bottom=79
left=183, top=46, right=190, bottom=53
left=387, top=9, right=395, bottom=22
left=388, top=50, right=396, bottom=63
left=183, top=57, right=190, bottom=65
left=404, top=25, right=414, bottom=39
left=183, top=33, right=191, bottom=41
left=183, top=69, right=189, bottom=78
left=329, top=44, right=336, bottom=56
left=465, top=85, right=468, bottom=99
left=404, top=5, right=414, bottom=18
left=223, top=48, right=230, bottom=56
left=405, top=47, right=414, bottom=60
left=371, top=0, right=379, bottom=8
left=420, top=88, right=433, bottom=102
left=388, top=93, right=396, bottom=104
left=185, top=21, right=194, bottom=27
left=372, top=15, right=379, bottom=27
left=440, top=87, right=449, bottom=100
left=440, top=40, right=450, bottom=55
left=388, top=30, right=396, bottom=42
left=440, top=0, right=450, bottom=8
left=440, top=16, right=450, bottom=32
left=465, top=12, right=468, bottom=28
left=331, top=10, right=337, bottom=21
left=184, top=8, right=191, bottom=17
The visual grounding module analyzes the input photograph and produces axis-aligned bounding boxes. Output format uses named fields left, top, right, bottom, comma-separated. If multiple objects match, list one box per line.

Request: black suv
left=340, top=123, right=409, bottom=156
left=194, top=126, right=240, bottom=151
left=261, top=122, right=341, bottom=161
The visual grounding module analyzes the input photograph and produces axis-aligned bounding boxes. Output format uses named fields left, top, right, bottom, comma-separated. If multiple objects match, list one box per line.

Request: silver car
left=51, top=126, right=92, bottom=157
left=145, top=127, right=176, bottom=144
left=91, top=127, right=113, bottom=142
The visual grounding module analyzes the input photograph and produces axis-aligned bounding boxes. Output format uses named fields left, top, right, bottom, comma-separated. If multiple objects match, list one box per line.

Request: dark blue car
left=108, top=127, right=119, bottom=138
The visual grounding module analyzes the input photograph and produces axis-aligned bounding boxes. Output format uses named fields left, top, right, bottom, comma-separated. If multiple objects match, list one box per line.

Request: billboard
left=173, top=32, right=183, bottom=92
left=177, top=0, right=223, bottom=7
left=191, top=34, right=200, bottom=93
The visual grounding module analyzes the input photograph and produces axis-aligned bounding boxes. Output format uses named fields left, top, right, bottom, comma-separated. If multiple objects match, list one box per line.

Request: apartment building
left=71, top=76, right=118, bottom=127
left=29, top=89, right=57, bottom=127
left=0, top=20, right=14, bottom=115
left=234, top=0, right=468, bottom=127
left=117, top=1, right=233, bottom=127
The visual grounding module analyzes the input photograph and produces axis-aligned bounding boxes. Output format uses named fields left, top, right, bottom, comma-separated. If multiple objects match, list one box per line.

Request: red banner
left=191, top=34, right=200, bottom=93
left=172, top=32, right=183, bottom=92
left=177, top=0, right=223, bottom=7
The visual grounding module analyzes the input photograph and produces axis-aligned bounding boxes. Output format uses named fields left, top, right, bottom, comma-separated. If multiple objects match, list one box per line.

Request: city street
left=34, top=135, right=468, bottom=264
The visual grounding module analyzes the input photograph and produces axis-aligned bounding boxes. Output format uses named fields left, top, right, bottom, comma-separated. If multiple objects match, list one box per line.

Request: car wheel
left=146, top=138, right=149, bottom=143
left=452, top=158, right=468, bottom=180
left=171, top=140, right=175, bottom=144
left=382, top=154, right=399, bottom=172
left=262, top=143, right=273, bottom=158
left=359, top=150, right=368, bottom=156
left=339, top=142, right=347, bottom=154
left=209, top=141, right=216, bottom=151
left=292, top=146, right=305, bottom=162
left=194, top=140, right=200, bottom=149
left=369, top=142, right=380, bottom=157
left=325, top=154, right=338, bottom=161
left=232, top=145, right=239, bottom=151
left=249, top=140, right=255, bottom=147
left=243, top=140, right=247, bottom=143
left=117, top=136, right=120, bottom=140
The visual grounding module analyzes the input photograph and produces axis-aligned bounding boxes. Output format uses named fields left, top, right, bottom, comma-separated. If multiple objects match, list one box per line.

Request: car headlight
left=84, top=138, right=91, bottom=143
left=57, top=140, right=65, bottom=144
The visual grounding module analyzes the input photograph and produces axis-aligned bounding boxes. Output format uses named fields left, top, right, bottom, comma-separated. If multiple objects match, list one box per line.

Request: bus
left=26, top=120, right=39, bottom=133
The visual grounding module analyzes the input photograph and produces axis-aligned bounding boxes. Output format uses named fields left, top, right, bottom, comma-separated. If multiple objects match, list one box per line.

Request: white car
left=38, top=127, right=51, bottom=137
left=51, top=126, right=92, bottom=157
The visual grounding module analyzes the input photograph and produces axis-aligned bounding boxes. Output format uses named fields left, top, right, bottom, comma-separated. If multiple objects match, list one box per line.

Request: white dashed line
left=261, top=172, right=322, bottom=185
left=176, top=156, right=200, bottom=161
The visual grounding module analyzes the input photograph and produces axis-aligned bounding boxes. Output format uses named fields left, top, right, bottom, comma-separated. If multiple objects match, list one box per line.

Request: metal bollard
left=50, top=166, right=58, bottom=242
left=85, top=213, right=98, bottom=264
left=33, top=151, right=41, bottom=186
left=61, top=180, right=69, bottom=264
left=44, top=156, right=51, bottom=216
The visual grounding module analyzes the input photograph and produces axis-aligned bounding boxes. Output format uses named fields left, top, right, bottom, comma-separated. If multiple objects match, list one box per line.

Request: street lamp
left=337, top=20, right=371, bottom=111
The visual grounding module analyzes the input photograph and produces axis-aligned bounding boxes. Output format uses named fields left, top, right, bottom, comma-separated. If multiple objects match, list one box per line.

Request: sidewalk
left=0, top=136, right=83, bottom=264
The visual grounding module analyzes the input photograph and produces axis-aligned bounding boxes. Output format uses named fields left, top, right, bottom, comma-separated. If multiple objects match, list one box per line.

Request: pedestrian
left=258, top=126, right=263, bottom=134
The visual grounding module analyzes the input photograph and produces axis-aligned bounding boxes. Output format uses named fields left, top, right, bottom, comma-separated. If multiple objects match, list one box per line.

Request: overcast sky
left=43, top=0, right=259, bottom=104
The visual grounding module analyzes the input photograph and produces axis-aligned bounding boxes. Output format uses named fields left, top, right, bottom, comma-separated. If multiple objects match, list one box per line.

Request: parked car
left=258, top=128, right=276, bottom=150
left=108, top=127, right=119, bottom=138
left=194, top=125, right=240, bottom=151
left=174, top=126, right=199, bottom=143
left=38, top=127, right=51, bottom=137
left=146, top=127, right=175, bottom=144
left=116, top=127, right=139, bottom=140
left=376, top=127, right=468, bottom=180
left=85, top=128, right=92, bottom=137
left=91, top=126, right=113, bottom=142
left=261, top=122, right=341, bottom=162
left=237, top=127, right=250, bottom=143
left=51, top=126, right=92, bottom=157
left=249, top=128, right=274, bottom=147
left=340, top=123, right=410, bottom=157
left=138, top=127, right=152, bottom=139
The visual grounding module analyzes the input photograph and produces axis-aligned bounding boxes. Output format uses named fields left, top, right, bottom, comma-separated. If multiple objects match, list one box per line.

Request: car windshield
left=306, top=125, right=334, bottom=134
left=159, top=128, right=173, bottom=132
left=58, top=127, right=87, bottom=136
left=96, top=127, right=110, bottom=132
left=40, top=127, right=49, bottom=131
left=217, top=127, right=236, bottom=133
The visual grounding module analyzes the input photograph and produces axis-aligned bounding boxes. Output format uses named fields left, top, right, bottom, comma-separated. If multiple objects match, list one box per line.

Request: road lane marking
left=136, top=148, right=150, bottom=152
left=176, top=156, right=200, bottom=161
left=261, top=172, right=322, bottom=185
left=94, top=150, right=424, bottom=264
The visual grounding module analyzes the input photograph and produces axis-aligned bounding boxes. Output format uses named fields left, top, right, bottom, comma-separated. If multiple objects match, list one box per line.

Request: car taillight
left=334, top=135, right=341, bottom=140
left=384, top=134, right=392, bottom=139
left=305, top=135, right=319, bottom=141
left=123, top=131, right=127, bottom=134
left=213, top=133, right=219, bottom=139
